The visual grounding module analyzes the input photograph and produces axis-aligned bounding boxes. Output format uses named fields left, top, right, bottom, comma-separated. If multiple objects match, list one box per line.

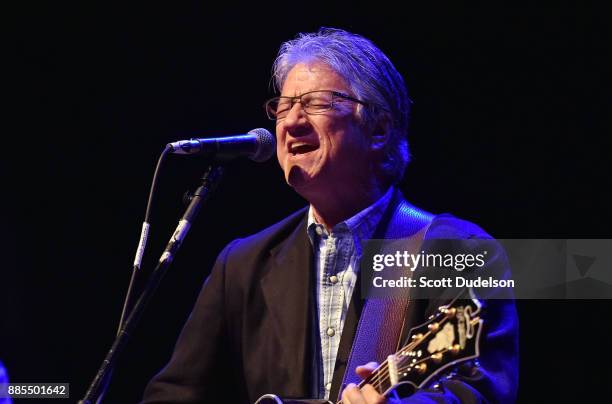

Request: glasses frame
left=264, top=90, right=368, bottom=121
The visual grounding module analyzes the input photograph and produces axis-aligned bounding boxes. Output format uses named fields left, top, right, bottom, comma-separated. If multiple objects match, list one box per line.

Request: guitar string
left=395, top=346, right=452, bottom=374
left=372, top=315, right=471, bottom=394
left=335, top=345, right=459, bottom=404
left=335, top=311, right=469, bottom=404
left=361, top=313, right=454, bottom=392
left=363, top=329, right=433, bottom=390
left=356, top=335, right=423, bottom=393
left=366, top=318, right=442, bottom=387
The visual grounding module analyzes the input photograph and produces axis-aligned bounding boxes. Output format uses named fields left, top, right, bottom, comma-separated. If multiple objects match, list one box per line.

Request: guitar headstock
left=390, top=294, right=483, bottom=391
left=359, top=292, right=484, bottom=400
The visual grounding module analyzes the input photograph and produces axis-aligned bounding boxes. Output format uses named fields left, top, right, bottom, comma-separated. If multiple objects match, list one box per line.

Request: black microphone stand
left=78, top=165, right=224, bottom=404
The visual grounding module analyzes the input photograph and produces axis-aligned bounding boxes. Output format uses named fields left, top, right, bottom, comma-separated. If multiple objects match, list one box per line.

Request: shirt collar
left=307, top=186, right=394, bottom=247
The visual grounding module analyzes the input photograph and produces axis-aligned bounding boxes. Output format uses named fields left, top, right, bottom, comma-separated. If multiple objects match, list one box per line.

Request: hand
left=340, top=362, right=387, bottom=404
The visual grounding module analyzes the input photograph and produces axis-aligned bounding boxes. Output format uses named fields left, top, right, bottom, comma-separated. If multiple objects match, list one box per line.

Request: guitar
left=255, top=293, right=483, bottom=404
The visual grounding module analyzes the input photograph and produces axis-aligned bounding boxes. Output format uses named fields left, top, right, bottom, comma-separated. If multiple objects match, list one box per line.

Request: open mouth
left=289, top=142, right=319, bottom=156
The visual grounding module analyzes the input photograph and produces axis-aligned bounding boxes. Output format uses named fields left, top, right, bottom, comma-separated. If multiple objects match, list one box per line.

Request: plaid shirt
left=306, top=187, right=393, bottom=399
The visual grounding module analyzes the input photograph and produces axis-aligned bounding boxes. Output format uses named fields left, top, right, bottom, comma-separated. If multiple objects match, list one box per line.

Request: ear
left=370, top=114, right=391, bottom=152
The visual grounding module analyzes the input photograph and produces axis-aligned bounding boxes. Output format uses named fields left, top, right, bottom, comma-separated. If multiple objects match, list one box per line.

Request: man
left=142, top=28, right=518, bottom=403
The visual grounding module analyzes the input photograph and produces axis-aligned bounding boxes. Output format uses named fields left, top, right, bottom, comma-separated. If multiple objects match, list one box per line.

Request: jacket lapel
left=260, top=213, right=315, bottom=397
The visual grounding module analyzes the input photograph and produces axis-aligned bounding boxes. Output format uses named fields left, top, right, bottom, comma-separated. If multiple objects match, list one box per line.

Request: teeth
left=290, top=142, right=308, bottom=152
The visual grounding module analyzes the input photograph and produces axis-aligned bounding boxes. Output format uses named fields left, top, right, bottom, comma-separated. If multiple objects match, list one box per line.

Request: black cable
left=118, top=144, right=171, bottom=332
left=86, top=145, right=170, bottom=404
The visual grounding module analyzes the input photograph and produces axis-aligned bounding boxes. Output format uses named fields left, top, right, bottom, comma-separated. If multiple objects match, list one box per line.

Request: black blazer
left=142, top=190, right=518, bottom=403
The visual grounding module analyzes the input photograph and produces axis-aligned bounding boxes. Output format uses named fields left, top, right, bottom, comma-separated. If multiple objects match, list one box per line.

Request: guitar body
left=255, top=292, right=483, bottom=404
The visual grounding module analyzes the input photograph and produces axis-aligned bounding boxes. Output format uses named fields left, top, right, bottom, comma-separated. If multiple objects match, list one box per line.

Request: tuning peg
left=441, top=307, right=457, bottom=317
left=450, top=344, right=461, bottom=354
left=428, top=322, right=439, bottom=331
left=415, top=363, right=427, bottom=374
left=431, top=352, right=443, bottom=363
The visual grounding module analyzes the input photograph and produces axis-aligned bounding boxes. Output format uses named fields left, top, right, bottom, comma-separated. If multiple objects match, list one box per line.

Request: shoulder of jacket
left=427, top=213, right=493, bottom=239
left=223, top=206, right=308, bottom=258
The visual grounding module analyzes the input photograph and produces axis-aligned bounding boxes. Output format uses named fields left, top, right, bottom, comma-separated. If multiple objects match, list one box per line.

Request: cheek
left=329, top=128, right=365, bottom=158
left=276, top=146, right=286, bottom=170
left=275, top=132, right=284, bottom=158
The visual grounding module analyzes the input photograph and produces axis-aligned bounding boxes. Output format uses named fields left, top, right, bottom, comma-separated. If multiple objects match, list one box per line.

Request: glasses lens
left=266, top=97, right=294, bottom=120
left=265, top=91, right=337, bottom=120
left=303, top=91, right=332, bottom=114
left=265, top=98, right=279, bottom=120
left=275, top=98, right=293, bottom=119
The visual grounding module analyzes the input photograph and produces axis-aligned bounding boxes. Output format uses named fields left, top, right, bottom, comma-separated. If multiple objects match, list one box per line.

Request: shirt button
left=329, top=275, right=338, bottom=284
left=325, top=383, right=332, bottom=391
left=326, top=327, right=335, bottom=337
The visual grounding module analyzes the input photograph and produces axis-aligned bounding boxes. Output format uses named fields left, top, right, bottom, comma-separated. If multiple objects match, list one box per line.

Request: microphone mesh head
left=248, top=128, right=276, bottom=162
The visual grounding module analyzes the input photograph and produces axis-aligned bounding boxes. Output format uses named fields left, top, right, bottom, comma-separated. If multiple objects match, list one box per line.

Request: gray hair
left=272, top=27, right=411, bottom=184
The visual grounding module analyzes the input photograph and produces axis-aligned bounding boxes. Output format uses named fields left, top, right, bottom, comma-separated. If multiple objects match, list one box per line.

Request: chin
left=286, top=166, right=318, bottom=192
left=286, top=166, right=335, bottom=202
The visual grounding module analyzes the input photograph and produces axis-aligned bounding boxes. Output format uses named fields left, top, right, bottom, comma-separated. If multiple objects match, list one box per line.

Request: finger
left=356, top=361, right=379, bottom=379
left=361, top=384, right=387, bottom=404
left=342, top=383, right=366, bottom=404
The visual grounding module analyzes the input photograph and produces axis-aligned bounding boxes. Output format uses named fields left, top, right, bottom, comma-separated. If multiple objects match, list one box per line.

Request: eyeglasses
left=264, top=90, right=368, bottom=120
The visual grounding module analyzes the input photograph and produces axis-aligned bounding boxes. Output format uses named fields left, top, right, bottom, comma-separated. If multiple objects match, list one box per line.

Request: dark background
left=3, top=2, right=611, bottom=403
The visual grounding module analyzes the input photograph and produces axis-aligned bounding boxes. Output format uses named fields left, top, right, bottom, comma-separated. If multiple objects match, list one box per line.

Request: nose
left=281, top=102, right=309, bottom=135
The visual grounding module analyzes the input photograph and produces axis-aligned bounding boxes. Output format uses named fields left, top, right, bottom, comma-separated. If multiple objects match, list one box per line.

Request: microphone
left=167, top=128, right=276, bottom=162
